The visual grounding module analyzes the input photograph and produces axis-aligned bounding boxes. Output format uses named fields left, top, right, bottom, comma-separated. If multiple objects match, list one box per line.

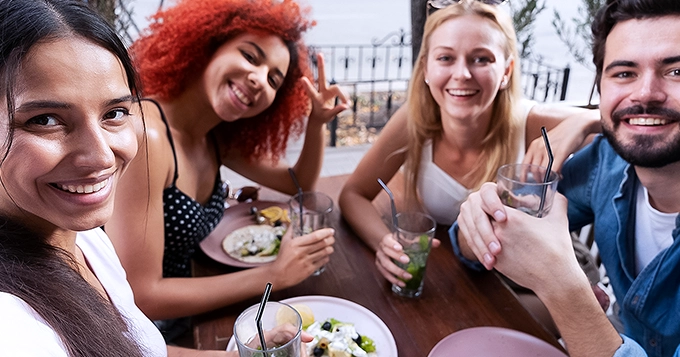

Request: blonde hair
left=403, top=0, right=522, bottom=207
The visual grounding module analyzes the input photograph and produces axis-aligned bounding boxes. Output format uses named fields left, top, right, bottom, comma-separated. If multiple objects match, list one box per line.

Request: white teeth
left=58, top=178, right=109, bottom=194
left=231, top=84, right=251, bottom=106
left=629, top=118, right=668, bottom=126
left=447, top=89, right=477, bottom=96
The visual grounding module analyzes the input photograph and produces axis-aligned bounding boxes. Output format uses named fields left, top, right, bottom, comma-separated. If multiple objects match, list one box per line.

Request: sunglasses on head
left=222, top=181, right=260, bottom=203
left=428, top=0, right=507, bottom=10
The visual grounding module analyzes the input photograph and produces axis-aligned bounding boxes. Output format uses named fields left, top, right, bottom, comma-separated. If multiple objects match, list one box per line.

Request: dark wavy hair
left=592, top=0, right=680, bottom=92
left=131, top=0, right=315, bottom=162
left=0, top=0, right=144, bottom=356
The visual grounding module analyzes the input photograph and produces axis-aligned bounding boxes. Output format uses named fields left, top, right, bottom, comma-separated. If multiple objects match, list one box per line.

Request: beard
left=602, top=105, right=680, bottom=168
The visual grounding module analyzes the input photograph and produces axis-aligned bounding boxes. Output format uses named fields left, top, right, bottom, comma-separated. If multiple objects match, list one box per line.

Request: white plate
left=226, top=295, right=398, bottom=356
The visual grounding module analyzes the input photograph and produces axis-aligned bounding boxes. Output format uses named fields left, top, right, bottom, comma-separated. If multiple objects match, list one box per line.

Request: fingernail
left=483, top=253, right=493, bottom=265
left=493, top=210, right=505, bottom=221
left=399, top=255, right=409, bottom=263
left=489, top=241, right=500, bottom=253
left=328, top=228, right=335, bottom=235
left=402, top=272, right=412, bottom=280
left=393, top=244, right=401, bottom=251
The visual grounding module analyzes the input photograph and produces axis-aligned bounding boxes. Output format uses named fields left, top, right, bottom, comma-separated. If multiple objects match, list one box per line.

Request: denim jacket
left=449, top=135, right=680, bottom=356
left=559, top=135, right=680, bottom=357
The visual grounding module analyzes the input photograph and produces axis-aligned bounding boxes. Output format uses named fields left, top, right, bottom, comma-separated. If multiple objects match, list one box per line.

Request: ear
left=500, top=56, right=514, bottom=90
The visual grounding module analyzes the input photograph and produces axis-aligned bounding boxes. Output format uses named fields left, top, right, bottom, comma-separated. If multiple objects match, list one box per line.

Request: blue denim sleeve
left=613, top=335, right=655, bottom=357
left=448, top=222, right=485, bottom=271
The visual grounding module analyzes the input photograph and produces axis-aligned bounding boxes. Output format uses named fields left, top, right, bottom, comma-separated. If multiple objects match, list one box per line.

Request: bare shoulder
left=131, top=99, right=175, bottom=187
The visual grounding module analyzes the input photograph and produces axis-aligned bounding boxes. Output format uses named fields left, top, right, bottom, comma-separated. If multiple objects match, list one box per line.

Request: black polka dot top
left=146, top=99, right=227, bottom=278
left=162, top=178, right=225, bottom=278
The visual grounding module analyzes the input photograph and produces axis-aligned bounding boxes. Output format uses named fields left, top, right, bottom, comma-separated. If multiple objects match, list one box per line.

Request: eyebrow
left=605, top=55, right=680, bottom=72
left=245, top=41, right=285, bottom=80
left=662, top=55, right=680, bottom=65
left=15, top=95, right=135, bottom=113
left=604, top=60, right=636, bottom=72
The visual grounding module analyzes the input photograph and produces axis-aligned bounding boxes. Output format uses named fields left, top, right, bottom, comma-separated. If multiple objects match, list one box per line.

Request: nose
left=71, top=120, right=116, bottom=170
left=452, top=59, right=472, bottom=80
left=630, top=72, right=667, bottom=105
left=246, top=66, right=268, bottom=91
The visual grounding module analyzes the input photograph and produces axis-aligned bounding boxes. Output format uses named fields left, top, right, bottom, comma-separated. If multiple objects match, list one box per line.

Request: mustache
left=611, top=105, right=680, bottom=122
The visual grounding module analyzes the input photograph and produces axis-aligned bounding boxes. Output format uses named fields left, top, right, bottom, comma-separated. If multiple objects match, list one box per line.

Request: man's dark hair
left=592, top=0, right=680, bottom=92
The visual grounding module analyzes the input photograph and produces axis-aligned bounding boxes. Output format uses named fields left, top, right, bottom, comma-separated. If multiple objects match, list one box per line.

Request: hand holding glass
left=234, top=301, right=302, bottom=357
left=288, top=191, right=334, bottom=275
left=496, top=164, right=560, bottom=217
left=391, top=211, right=436, bottom=298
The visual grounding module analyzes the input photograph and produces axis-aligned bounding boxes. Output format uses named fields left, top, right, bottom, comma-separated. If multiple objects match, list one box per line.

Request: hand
left=301, top=53, right=349, bottom=126
left=375, top=232, right=440, bottom=287
left=243, top=324, right=314, bottom=357
left=523, top=111, right=601, bottom=172
left=490, top=194, right=582, bottom=295
left=270, top=228, right=335, bottom=287
left=457, top=182, right=507, bottom=270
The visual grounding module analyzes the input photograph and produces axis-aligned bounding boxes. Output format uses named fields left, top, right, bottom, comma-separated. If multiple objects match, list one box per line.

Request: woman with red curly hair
left=105, top=0, right=347, bottom=341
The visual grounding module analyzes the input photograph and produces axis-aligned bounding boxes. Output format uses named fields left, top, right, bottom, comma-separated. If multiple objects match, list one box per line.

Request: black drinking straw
left=255, top=282, right=273, bottom=356
left=288, top=168, right=304, bottom=233
left=377, top=178, right=398, bottom=231
left=537, top=127, right=554, bottom=218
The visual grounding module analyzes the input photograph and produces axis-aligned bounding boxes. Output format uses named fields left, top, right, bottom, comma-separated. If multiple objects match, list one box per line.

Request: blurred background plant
left=551, top=0, right=605, bottom=68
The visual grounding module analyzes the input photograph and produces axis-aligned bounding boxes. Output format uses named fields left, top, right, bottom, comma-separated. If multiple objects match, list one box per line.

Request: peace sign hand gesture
left=301, top=53, right=350, bottom=125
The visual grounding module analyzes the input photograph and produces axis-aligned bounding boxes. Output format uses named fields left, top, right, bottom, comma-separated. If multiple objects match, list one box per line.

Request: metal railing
left=309, top=31, right=571, bottom=146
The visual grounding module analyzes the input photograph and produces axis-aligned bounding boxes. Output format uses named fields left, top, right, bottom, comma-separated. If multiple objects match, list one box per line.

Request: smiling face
left=423, top=14, right=512, bottom=123
left=600, top=16, right=680, bottom=168
left=203, top=32, right=291, bottom=122
left=0, top=37, right=140, bottom=234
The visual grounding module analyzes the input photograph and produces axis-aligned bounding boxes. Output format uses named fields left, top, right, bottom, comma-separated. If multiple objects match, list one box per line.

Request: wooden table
left=191, top=175, right=564, bottom=355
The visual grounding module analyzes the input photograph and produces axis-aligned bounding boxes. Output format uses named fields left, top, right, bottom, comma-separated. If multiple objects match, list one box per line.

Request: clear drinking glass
left=496, top=163, right=560, bottom=217
left=391, top=211, right=437, bottom=298
left=288, top=191, right=334, bottom=275
left=233, top=301, right=302, bottom=357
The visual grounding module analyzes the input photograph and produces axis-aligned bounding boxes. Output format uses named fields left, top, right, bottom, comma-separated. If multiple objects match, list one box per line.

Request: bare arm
left=339, top=106, right=436, bottom=287
left=107, top=109, right=334, bottom=320
left=524, top=104, right=601, bottom=171
left=339, top=105, right=409, bottom=252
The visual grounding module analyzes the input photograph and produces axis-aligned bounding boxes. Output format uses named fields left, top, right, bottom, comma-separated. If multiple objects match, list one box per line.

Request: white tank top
left=416, top=99, right=534, bottom=225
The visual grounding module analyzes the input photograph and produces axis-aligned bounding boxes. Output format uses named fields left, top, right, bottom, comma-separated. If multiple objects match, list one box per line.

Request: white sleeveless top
left=0, top=229, right=167, bottom=356
left=417, top=99, right=534, bottom=225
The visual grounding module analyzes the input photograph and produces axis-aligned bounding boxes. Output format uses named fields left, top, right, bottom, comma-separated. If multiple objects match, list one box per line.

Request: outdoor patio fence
left=308, top=29, right=571, bottom=146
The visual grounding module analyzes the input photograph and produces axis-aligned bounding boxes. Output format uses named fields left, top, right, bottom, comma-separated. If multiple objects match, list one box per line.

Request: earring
left=425, top=79, right=430, bottom=85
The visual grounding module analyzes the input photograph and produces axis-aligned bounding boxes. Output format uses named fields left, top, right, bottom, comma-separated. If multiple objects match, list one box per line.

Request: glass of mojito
left=391, top=211, right=436, bottom=298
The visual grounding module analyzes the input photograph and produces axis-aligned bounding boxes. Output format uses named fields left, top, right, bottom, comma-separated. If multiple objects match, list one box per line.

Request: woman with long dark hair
left=0, top=1, right=237, bottom=355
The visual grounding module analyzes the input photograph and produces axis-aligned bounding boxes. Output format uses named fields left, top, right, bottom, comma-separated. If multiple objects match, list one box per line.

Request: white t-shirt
left=634, top=185, right=676, bottom=275
left=0, top=228, right=167, bottom=357
left=417, top=99, right=535, bottom=225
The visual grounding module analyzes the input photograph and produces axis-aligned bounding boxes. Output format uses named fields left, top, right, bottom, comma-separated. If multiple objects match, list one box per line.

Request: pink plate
left=428, top=327, right=567, bottom=357
left=199, top=200, right=288, bottom=268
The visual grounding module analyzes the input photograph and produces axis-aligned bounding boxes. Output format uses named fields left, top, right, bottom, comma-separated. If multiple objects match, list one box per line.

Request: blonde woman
left=339, top=0, right=599, bottom=286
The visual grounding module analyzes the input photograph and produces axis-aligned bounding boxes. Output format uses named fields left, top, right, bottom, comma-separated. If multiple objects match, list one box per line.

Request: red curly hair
left=130, top=0, right=314, bottom=162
